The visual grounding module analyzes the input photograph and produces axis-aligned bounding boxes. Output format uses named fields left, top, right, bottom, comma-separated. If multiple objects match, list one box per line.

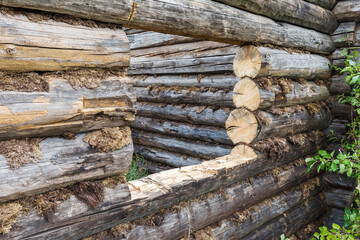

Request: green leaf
left=332, top=223, right=340, bottom=230
left=341, top=48, right=348, bottom=56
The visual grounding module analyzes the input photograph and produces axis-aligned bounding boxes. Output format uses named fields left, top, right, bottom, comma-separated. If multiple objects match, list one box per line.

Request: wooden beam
left=0, top=0, right=335, bottom=54
left=0, top=77, right=136, bottom=140
left=0, top=13, right=129, bottom=72
left=333, top=1, right=360, bottom=22
left=214, top=0, right=338, bottom=34
left=303, top=0, right=337, bottom=10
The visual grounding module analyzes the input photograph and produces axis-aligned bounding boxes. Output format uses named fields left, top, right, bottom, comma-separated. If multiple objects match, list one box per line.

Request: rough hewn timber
left=0, top=13, right=129, bottom=72
left=332, top=101, right=351, bottom=121
left=333, top=1, right=360, bottom=22
left=2, top=142, right=324, bottom=240
left=303, top=0, right=337, bottom=10
left=132, top=130, right=232, bottom=159
left=330, top=75, right=351, bottom=95
left=324, top=208, right=345, bottom=228
left=0, top=133, right=133, bottom=203
left=128, top=41, right=237, bottom=75
left=215, top=0, right=338, bottom=33
left=234, top=46, right=331, bottom=79
left=324, top=172, right=357, bottom=190
left=0, top=78, right=136, bottom=140
left=324, top=188, right=356, bottom=209
left=0, top=0, right=335, bottom=54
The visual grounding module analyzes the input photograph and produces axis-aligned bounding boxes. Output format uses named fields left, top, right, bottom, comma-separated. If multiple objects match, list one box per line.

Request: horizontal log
left=0, top=132, right=133, bottom=203
left=324, top=208, right=345, bottom=228
left=145, top=159, right=172, bottom=174
left=243, top=197, right=324, bottom=240
left=127, top=30, right=198, bottom=50
left=303, top=0, right=337, bottom=10
left=0, top=12, right=129, bottom=72
left=0, top=77, right=136, bottom=140
left=234, top=45, right=331, bottom=79
left=132, top=130, right=232, bottom=159
left=191, top=178, right=323, bottom=239
left=332, top=22, right=357, bottom=35
left=333, top=1, right=360, bottom=22
left=324, top=187, right=356, bottom=209
left=332, top=101, right=352, bottom=120
left=294, top=221, right=323, bottom=240
left=85, top=166, right=323, bottom=240
left=323, top=172, right=357, bottom=189
left=128, top=41, right=237, bottom=75
left=1, top=133, right=325, bottom=239
left=134, top=144, right=203, bottom=167
left=215, top=0, right=338, bottom=34
left=330, top=75, right=351, bottom=95
left=0, top=0, right=335, bottom=54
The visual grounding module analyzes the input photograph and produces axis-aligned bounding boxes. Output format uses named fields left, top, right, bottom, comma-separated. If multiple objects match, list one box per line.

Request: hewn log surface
left=330, top=75, right=351, bottom=95
left=324, top=172, right=357, bottom=189
left=333, top=1, right=360, bottom=22
left=0, top=0, right=335, bottom=54
left=0, top=13, right=129, bottom=72
left=325, top=188, right=356, bottom=209
left=2, top=143, right=324, bottom=240
left=215, top=0, right=338, bottom=34
left=0, top=78, right=136, bottom=140
left=325, top=208, right=345, bottom=228
left=132, top=130, right=232, bottom=159
left=128, top=41, right=237, bottom=75
left=0, top=134, right=133, bottom=203
left=234, top=46, right=331, bottom=79
left=332, top=102, right=352, bottom=120
left=303, top=0, right=337, bottom=10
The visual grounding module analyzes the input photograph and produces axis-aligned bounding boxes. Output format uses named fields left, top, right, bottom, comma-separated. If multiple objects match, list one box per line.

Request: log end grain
left=230, top=144, right=257, bottom=160
left=233, top=45, right=261, bottom=79
left=233, top=77, right=261, bottom=111
left=225, top=108, right=258, bottom=144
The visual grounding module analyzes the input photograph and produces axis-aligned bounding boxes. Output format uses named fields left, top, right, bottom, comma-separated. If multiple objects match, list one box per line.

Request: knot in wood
left=4, top=46, right=17, bottom=55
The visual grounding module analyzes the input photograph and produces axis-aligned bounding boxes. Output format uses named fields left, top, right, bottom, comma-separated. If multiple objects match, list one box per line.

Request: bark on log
left=215, top=0, right=338, bottom=34
left=333, top=1, right=360, bottom=22
left=233, top=46, right=331, bottom=79
left=128, top=41, right=237, bottom=75
left=0, top=13, right=129, bottom=72
left=0, top=133, right=133, bottom=203
left=242, top=197, right=324, bottom=240
left=325, top=208, right=345, bottom=228
left=0, top=78, right=136, bottom=140
left=323, top=172, right=357, bottom=190
left=132, top=130, right=232, bottom=159
left=332, top=102, right=351, bottom=120
left=86, top=167, right=323, bottom=240
left=0, top=134, right=325, bottom=240
left=191, top=178, right=323, bottom=240
left=324, top=188, right=356, bottom=209
left=134, top=144, right=203, bottom=167
left=0, top=0, right=335, bottom=54
left=303, top=0, right=337, bottom=10
left=330, top=75, right=351, bottom=95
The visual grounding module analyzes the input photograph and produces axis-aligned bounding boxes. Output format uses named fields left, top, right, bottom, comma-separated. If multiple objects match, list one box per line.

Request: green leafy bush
left=126, top=153, right=148, bottom=181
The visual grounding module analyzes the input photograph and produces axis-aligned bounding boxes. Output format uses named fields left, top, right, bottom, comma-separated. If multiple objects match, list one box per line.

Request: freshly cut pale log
left=215, top=0, right=338, bottom=34
left=0, top=0, right=335, bottom=54
left=131, top=74, right=239, bottom=89
left=0, top=13, right=129, bottom=72
left=86, top=166, right=322, bottom=240
left=137, top=102, right=230, bottom=127
left=191, top=178, right=323, bottom=240
left=132, top=116, right=233, bottom=145
left=324, top=172, right=357, bottom=189
left=333, top=1, right=360, bottom=22
left=132, top=130, right=233, bottom=159
left=233, top=77, right=261, bottom=111
left=243, top=198, right=324, bottom=240
left=225, top=108, right=258, bottom=144
left=303, top=0, right=337, bottom=10
left=330, top=75, right=351, bottom=95
left=230, top=145, right=257, bottom=160
left=127, top=31, right=198, bottom=50
left=256, top=107, right=331, bottom=141
left=0, top=78, right=136, bottom=140
left=0, top=133, right=133, bottom=203
left=134, top=144, right=203, bottom=167
left=324, top=188, right=356, bottom=209
left=128, top=41, right=237, bottom=75
left=1, top=134, right=325, bottom=239
left=233, top=46, right=331, bottom=79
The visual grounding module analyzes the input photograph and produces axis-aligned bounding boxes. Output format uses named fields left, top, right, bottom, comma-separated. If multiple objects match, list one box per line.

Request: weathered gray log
left=137, top=102, right=230, bottom=127
left=145, top=159, right=172, bottom=174
left=1, top=133, right=325, bottom=240
left=0, top=78, right=136, bottom=140
left=234, top=46, right=331, bottom=79
left=333, top=1, right=360, bottom=22
left=294, top=221, right=323, bottom=240
left=324, top=188, right=356, bottom=209
left=0, top=133, right=133, bottom=203
left=128, top=41, right=237, bottom=75
left=243, top=197, right=324, bottom=240
left=215, top=0, right=338, bottom=34
left=332, top=22, right=357, bottom=35
left=330, top=75, right=351, bottom=95
left=332, top=101, right=352, bottom=120
left=134, top=144, right=203, bottom=167
left=303, top=0, right=337, bottom=10
left=132, top=130, right=232, bottom=159
left=0, top=12, right=129, bottom=72
left=0, top=0, right=335, bottom=54
left=190, top=178, right=323, bottom=240
left=324, top=172, right=357, bottom=189
left=127, top=30, right=198, bottom=50
left=132, top=116, right=233, bottom=145
left=85, top=166, right=322, bottom=240
left=324, top=208, right=345, bottom=228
